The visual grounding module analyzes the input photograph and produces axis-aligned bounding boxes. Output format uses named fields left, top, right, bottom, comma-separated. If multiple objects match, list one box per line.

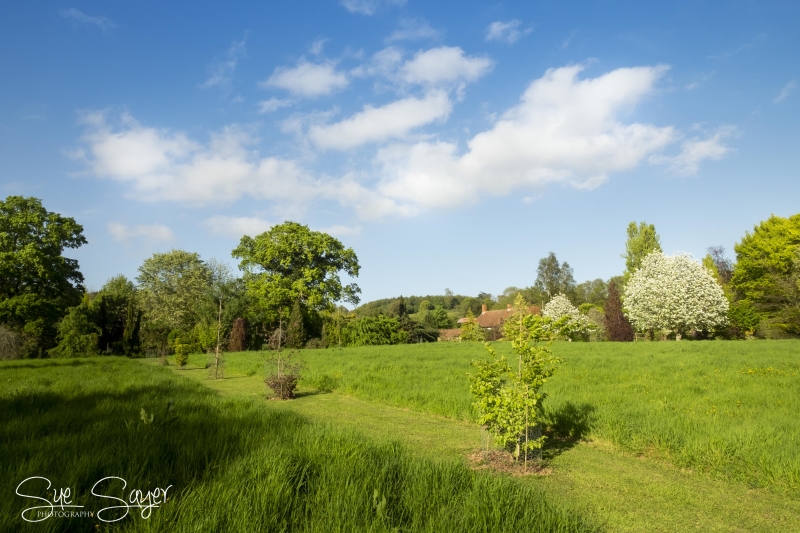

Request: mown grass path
left=169, top=340, right=800, bottom=532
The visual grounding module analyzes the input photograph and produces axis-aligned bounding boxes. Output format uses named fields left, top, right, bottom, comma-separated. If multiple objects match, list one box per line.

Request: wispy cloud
left=308, top=91, right=452, bottom=150
left=201, top=36, right=247, bottom=92
left=60, top=8, right=116, bottom=33
left=263, top=60, right=349, bottom=98
left=108, top=222, right=174, bottom=242
left=773, top=80, right=796, bottom=104
left=485, top=20, right=527, bottom=44
left=257, top=98, right=294, bottom=114
left=387, top=18, right=441, bottom=42
left=340, top=0, right=406, bottom=16
left=205, top=215, right=272, bottom=238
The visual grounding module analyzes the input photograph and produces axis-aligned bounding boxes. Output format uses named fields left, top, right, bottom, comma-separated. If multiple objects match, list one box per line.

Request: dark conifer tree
left=605, top=281, right=634, bottom=341
left=228, top=317, right=246, bottom=352
left=285, top=300, right=307, bottom=348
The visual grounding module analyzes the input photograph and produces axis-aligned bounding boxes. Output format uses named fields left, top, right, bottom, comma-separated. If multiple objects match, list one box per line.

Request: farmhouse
left=456, top=304, right=542, bottom=333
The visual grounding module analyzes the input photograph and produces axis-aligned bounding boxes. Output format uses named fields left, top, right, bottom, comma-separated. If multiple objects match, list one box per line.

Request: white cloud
left=108, top=222, right=174, bottom=242
left=307, top=91, right=452, bottom=150
left=309, top=38, right=328, bottom=56
left=257, top=98, right=294, bottom=113
left=340, top=0, right=406, bottom=15
left=201, top=36, right=247, bottom=90
left=399, top=47, right=493, bottom=87
left=663, top=127, right=734, bottom=175
left=318, top=224, right=362, bottom=236
left=75, top=64, right=732, bottom=222
left=773, top=80, right=796, bottom=104
left=485, top=20, right=523, bottom=44
left=387, top=18, right=441, bottom=42
left=74, top=111, right=318, bottom=206
left=60, top=8, right=115, bottom=33
left=372, top=64, right=690, bottom=210
left=263, top=60, right=349, bottom=97
left=205, top=215, right=272, bottom=238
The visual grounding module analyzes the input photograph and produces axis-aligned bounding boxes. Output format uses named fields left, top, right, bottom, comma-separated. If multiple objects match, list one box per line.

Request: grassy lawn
left=204, top=340, right=800, bottom=493
left=5, top=340, right=800, bottom=531
left=1, top=358, right=592, bottom=533
left=170, top=341, right=800, bottom=533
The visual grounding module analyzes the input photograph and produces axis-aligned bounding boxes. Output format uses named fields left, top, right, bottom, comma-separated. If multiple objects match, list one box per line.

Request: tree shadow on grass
left=0, top=362, right=310, bottom=533
left=542, top=402, right=596, bottom=460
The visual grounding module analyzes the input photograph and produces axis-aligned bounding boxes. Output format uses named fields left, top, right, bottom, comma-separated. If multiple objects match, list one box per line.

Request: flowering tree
left=623, top=252, right=729, bottom=339
left=542, top=294, right=590, bottom=340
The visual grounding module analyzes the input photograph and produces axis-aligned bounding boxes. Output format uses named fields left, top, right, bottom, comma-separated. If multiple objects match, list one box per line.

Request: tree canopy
left=622, top=221, right=662, bottom=279
left=731, top=214, right=800, bottom=308
left=533, top=252, right=576, bottom=302
left=232, top=221, right=360, bottom=320
left=624, top=252, right=728, bottom=337
left=136, top=249, right=212, bottom=331
left=0, top=196, right=87, bottom=356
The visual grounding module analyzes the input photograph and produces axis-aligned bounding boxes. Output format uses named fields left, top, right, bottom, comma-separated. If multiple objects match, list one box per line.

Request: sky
left=1, top=1, right=798, bottom=306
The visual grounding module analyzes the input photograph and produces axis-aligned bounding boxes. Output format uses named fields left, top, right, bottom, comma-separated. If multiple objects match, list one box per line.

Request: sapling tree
left=459, top=310, right=485, bottom=341
left=470, top=295, right=563, bottom=468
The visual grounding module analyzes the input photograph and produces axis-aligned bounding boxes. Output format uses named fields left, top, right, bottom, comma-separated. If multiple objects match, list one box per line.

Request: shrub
left=264, top=350, right=303, bottom=399
left=543, top=294, right=591, bottom=341
left=0, top=324, right=23, bottom=360
left=459, top=310, right=485, bottom=342
left=48, top=305, right=101, bottom=358
left=174, top=340, right=190, bottom=368
left=343, top=315, right=407, bottom=346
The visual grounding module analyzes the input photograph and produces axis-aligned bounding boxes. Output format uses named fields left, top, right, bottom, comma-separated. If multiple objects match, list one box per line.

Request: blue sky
left=1, top=1, right=798, bottom=305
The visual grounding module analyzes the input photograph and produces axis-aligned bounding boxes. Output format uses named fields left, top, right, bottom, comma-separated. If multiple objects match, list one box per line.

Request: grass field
left=1, top=358, right=593, bottom=532
left=4, top=340, right=800, bottom=532
left=208, top=340, right=800, bottom=494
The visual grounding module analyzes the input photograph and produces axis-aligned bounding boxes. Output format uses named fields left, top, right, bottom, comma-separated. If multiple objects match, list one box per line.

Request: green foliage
left=574, top=279, right=608, bottom=307
left=622, top=221, right=662, bottom=280
left=459, top=310, right=485, bottom=342
left=534, top=252, right=576, bottom=303
left=727, top=300, right=760, bottom=338
left=137, top=249, right=212, bottom=332
left=0, top=196, right=87, bottom=356
left=122, top=299, right=142, bottom=355
left=232, top=221, right=361, bottom=324
left=731, top=215, right=800, bottom=337
left=398, top=316, right=439, bottom=343
left=174, top=339, right=190, bottom=367
left=431, top=306, right=454, bottom=328
left=48, top=304, right=101, bottom=357
left=343, top=314, right=407, bottom=346
left=471, top=300, right=562, bottom=461
left=92, top=275, right=138, bottom=354
left=0, top=359, right=593, bottom=533
left=286, top=300, right=308, bottom=348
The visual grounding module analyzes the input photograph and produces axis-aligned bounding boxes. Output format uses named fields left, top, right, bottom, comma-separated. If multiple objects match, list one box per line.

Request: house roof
left=473, top=306, right=542, bottom=329
left=438, top=328, right=462, bottom=340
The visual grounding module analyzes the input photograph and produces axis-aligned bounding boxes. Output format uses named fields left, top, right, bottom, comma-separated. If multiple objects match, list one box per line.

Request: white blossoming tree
left=543, top=294, right=590, bottom=341
left=623, top=252, right=729, bottom=339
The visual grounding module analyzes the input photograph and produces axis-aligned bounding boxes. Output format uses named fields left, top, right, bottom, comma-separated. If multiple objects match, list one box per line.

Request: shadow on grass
left=0, top=362, right=308, bottom=533
left=543, top=402, right=596, bottom=459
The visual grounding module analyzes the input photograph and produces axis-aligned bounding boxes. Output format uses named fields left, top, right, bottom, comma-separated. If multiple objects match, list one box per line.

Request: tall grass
left=212, top=340, right=800, bottom=493
left=1, top=358, right=594, bottom=532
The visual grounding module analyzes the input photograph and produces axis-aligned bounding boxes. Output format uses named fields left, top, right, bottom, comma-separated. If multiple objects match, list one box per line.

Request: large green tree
left=731, top=214, right=800, bottom=335
left=533, top=252, right=576, bottom=303
left=0, top=196, right=86, bottom=356
left=136, top=249, right=212, bottom=332
left=232, top=222, right=361, bottom=323
left=622, top=221, right=662, bottom=280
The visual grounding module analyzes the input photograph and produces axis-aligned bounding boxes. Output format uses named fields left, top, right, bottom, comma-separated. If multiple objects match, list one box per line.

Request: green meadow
left=3, top=340, right=800, bottom=532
